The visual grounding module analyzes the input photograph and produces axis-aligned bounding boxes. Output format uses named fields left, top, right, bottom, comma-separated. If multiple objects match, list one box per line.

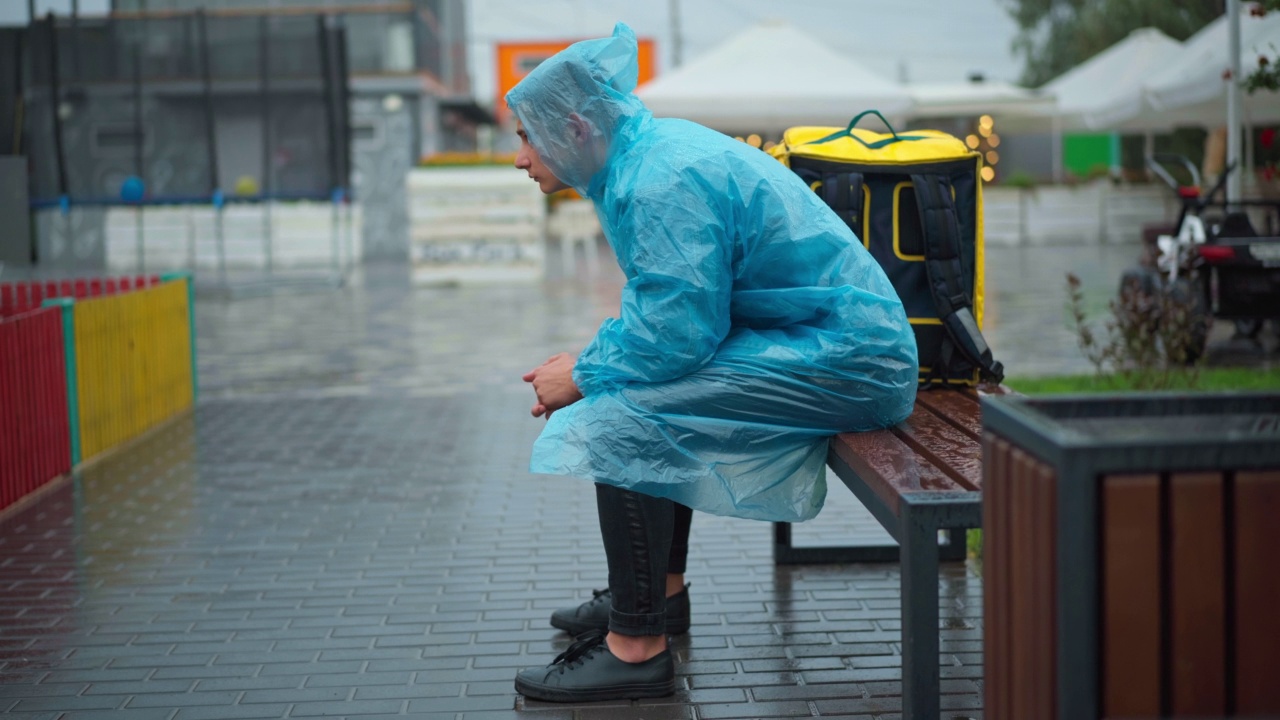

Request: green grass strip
left=1004, top=365, right=1280, bottom=395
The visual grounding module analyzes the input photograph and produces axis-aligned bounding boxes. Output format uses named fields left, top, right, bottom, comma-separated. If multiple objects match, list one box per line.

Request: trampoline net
left=19, top=10, right=351, bottom=206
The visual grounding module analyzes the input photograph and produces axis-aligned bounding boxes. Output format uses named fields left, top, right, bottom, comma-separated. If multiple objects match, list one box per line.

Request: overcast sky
left=465, top=0, right=1024, bottom=103
left=1, top=0, right=1026, bottom=103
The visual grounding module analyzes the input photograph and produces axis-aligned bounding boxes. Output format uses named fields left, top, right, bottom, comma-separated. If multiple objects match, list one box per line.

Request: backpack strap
left=909, top=173, right=1005, bottom=385
left=821, top=172, right=864, bottom=237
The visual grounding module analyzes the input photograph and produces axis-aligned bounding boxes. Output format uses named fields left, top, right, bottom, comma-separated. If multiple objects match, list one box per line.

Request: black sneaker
left=549, top=585, right=691, bottom=636
left=515, top=630, right=675, bottom=703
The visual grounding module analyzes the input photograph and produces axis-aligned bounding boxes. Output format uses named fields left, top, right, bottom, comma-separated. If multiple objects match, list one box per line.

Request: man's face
left=514, top=120, right=570, bottom=195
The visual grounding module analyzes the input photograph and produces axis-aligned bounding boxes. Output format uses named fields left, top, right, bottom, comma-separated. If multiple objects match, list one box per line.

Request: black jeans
left=595, top=483, right=693, bottom=636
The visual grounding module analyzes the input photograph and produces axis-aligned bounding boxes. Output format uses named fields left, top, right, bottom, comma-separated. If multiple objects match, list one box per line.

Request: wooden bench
left=772, top=384, right=1010, bottom=720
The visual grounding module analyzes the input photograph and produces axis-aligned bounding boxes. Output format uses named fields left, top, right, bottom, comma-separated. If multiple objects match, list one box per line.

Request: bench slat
left=916, top=388, right=983, bottom=439
left=891, top=403, right=985, bottom=491
left=829, top=429, right=967, bottom=515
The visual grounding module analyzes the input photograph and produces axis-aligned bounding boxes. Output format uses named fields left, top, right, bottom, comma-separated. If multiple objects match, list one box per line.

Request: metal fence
left=4, top=9, right=356, bottom=291
left=21, top=10, right=352, bottom=206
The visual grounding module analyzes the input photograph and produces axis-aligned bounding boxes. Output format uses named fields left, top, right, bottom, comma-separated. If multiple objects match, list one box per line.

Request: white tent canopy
left=907, top=81, right=1054, bottom=121
left=1040, top=27, right=1185, bottom=131
left=636, top=20, right=912, bottom=135
left=1091, top=11, right=1280, bottom=130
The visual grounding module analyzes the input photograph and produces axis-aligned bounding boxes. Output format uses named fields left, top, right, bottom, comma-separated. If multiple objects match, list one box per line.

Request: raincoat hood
left=505, top=23, right=650, bottom=197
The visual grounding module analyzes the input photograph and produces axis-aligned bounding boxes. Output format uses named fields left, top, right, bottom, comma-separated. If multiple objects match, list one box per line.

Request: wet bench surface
left=774, top=385, right=1009, bottom=720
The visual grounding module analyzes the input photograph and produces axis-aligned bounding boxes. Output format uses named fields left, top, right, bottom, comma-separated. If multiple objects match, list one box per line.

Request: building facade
left=13, top=0, right=481, bottom=267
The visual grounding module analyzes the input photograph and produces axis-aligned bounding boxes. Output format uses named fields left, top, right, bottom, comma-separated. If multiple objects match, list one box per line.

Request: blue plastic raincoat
left=507, top=24, right=918, bottom=523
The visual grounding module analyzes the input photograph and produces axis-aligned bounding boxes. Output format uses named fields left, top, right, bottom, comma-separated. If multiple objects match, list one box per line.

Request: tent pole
left=668, top=0, right=682, bottom=68
left=1052, top=114, right=1063, bottom=184
left=1227, top=0, right=1242, bottom=207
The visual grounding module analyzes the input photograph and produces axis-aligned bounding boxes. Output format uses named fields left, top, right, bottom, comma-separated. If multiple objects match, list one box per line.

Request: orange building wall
left=495, top=38, right=656, bottom=124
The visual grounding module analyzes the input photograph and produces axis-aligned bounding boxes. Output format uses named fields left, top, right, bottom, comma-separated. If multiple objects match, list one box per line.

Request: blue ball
left=120, top=176, right=145, bottom=203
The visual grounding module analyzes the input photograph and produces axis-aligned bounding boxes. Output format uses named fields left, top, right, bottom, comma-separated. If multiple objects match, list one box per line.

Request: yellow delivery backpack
left=769, top=110, right=1003, bottom=386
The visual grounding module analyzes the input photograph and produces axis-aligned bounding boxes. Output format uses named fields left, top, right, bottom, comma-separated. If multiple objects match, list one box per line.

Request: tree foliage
left=1244, top=1, right=1280, bottom=93
left=1003, top=0, right=1225, bottom=87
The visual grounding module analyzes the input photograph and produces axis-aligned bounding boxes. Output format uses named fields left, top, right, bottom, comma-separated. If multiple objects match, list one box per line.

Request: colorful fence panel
left=73, top=278, right=195, bottom=462
left=0, top=307, right=71, bottom=512
left=0, top=275, right=162, bottom=318
left=1, top=274, right=196, bottom=514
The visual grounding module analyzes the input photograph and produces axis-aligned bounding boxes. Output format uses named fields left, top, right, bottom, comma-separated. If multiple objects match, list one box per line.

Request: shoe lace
left=550, top=629, right=608, bottom=673
left=587, top=588, right=610, bottom=605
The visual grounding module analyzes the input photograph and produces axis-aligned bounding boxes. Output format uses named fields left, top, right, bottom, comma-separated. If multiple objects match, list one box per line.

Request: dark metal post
left=316, top=16, right=343, bottom=277
left=333, top=20, right=354, bottom=270
left=45, top=13, right=68, bottom=199
left=106, top=14, right=117, bottom=81
left=334, top=20, right=352, bottom=196
left=131, top=51, right=142, bottom=182
left=1056, top=451, right=1100, bottom=720
left=899, top=500, right=941, bottom=720
left=11, top=26, right=27, bottom=156
left=44, top=12, right=72, bottom=268
left=132, top=42, right=145, bottom=270
left=69, top=0, right=80, bottom=82
left=196, top=10, right=218, bottom=197
left=316, top=14, right=338, bottom=196
left=258, top=14, right=272, bottom=276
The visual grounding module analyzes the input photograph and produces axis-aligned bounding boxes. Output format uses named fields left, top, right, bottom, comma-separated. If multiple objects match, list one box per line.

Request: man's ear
left=567, top=113, right=591, bottom=144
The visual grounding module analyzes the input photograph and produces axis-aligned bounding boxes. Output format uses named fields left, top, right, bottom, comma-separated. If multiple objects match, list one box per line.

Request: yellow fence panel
left=74, top=279, right=194, bottom=461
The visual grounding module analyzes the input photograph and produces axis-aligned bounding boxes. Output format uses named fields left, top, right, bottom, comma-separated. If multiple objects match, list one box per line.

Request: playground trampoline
left=6, top=8, right=356, bottom=295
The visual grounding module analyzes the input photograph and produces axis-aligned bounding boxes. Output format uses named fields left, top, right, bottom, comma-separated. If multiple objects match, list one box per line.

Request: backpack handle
left=845, top=110, right=901, bottom=138
left=808, top=109, right=922, bottom=149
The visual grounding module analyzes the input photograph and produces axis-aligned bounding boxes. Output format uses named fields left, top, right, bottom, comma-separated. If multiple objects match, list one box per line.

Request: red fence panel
left=0, top=275, right=162, bottom=318
left=0, top=307, right=71, bottom=513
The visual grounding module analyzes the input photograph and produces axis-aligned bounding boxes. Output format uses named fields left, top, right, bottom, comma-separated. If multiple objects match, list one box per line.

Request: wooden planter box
left=981, top=393, right=1280, bottom=720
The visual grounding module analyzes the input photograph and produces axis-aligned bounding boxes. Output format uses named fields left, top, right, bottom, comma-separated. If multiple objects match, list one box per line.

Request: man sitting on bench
left=510, top=22, right=919, bottom=704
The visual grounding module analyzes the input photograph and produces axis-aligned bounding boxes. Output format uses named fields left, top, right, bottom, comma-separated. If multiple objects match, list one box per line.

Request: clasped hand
left=522, top=352, right=584, bottom=419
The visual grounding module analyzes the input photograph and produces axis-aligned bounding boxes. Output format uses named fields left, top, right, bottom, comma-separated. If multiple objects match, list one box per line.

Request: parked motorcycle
left=1119, top=154, right=1280, bottom=362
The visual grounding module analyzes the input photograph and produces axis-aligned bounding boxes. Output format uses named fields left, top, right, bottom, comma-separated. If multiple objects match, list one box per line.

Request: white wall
left=985, top=183, right=1179, bottom=247
left=104, top=202, right=362, bottom=273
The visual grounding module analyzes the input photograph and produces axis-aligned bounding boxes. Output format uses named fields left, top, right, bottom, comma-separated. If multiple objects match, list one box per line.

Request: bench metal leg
left=899, top=504, right=941, bottom=720
left=772, top=521, right=966, bottom=566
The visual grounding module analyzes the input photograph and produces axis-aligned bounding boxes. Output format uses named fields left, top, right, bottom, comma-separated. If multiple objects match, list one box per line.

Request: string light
left=972, top=116, right=999, bottom=181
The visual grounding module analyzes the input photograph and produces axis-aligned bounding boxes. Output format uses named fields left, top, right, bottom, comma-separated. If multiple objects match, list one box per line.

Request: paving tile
left=287, top=697, right=406, bottom=716
left=698, top=700, right=813, bottom=718
left=579, top=704, right=695, bottom=719
left=352, top=682, right=461, bottom=700
left=688, top=671, right=800, bottom=689
left=455, top=707, right=570, bottom=712
left=59, top=710, right=177, bottom=720
left=81, top=679, right=199, bottom=695
left=258, top=661, right=368, bottom=677
left=174, top=705, right=290, bottom=719
left=194, top=676, right=304, bottom=692
left=11, top=694, right=130, bottom=711
left=752, top=682, right=866, bottom=702
left=408, top=693, right=517, bottom=713
left=125, top=689, right=243, bottom=708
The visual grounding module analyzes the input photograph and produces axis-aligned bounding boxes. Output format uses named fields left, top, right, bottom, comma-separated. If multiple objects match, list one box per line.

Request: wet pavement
left=0, top=242, right=1270, bottom=719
